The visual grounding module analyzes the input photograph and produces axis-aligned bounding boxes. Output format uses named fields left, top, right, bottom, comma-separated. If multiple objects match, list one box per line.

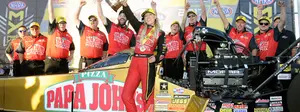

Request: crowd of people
left=4, top=0, right=296, bottom=111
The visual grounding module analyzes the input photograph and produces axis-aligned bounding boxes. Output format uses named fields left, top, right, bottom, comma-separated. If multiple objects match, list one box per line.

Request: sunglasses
left=89, top=19, right=97, bottom=22
left=19, top=30, right=26, bottom=33
left=259, top=23, right=269, bottom=26
left=188, top=15, right=196, bottom=18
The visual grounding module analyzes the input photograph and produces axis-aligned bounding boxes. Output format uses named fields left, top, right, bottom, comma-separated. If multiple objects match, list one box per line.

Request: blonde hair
left=139, top=18, right=161, bottom=44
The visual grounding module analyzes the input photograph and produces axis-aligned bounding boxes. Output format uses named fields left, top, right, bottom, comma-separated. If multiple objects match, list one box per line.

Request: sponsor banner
left=270, top=96, right=282, bottom=101
left=155, top=105, right=168, bottom=111
left=233, top=104, right=248, bottom=109
left=44, top=78, right=143, bottom=111
left=255, top=99, right=270, bottom=103
left=233, top=109, right=247, bottom=112
left=269, top=106, right=283, bottom=112
left=173, top=87, right=184, bottom=94
left=155, top=77, right=208, bottom=111
left=220, top=108, right=233, bottom=112
left=222, top=103, right=234, bottom=108
left=254, top=108, right=270, bottom=112
left=269, top=101, right=282, bottom=107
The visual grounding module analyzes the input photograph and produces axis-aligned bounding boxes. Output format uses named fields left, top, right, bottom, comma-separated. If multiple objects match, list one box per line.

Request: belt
left=81, top=56, right=101, bottom=60
left=47, top=56, right=67, bottom=61
left=133, top=53, right=152, bottom=58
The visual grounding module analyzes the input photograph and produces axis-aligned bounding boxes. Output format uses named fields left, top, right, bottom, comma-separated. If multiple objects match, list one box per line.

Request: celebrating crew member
left=183, top=0, right=207, bottom=72
left=163, top=2, right=190, bottom=80
left=255, top=1, right=286, bottom=60
left=163, top=21, right=185, bottom=80
left=74, top=0, right=108, bottom=69
left=214, top=0, right=258, bottom=56
left=96, top=0, right=135, bottom=56
left=121, top=0, right=166, bottom=111
left=45, top=0, right=75, bottom=74
left=257, top=4, right=296, bottom=57
left=5, top=26, right=27, bottom=77
left=16, top=22, right=47, bottom=76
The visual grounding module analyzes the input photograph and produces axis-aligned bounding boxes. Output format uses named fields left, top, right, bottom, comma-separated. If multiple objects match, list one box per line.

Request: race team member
left=273, top=16, right=296, bottom=56
left=214, top=0, right=258, bottom=56
left=45, top=0, right=75, bottom=74
left=16, top=22, right=47, bottom=76
left=163, top=21, right=185, bottom=80
left=121, top=1, right=166, bottom=111
left=183, top=0, right=207, bottom=72
left=257, top=4, right=296, bottom=57
left=74, top=0, right=108, bottom=69
left=5, top=26, right=27, bottom=76
left=255, top=1, right=286, bottom=60
left=96, top=0, right=135, bottom=56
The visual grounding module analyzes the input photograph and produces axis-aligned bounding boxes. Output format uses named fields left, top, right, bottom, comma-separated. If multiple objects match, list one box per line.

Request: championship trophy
left=105, top=0, right=122, bottom=12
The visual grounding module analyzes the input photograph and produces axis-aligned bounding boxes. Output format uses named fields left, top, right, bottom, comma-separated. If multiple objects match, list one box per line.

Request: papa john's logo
left=44, top=70, right=144, bottom=112
left=210, top=6, right=233, bottom=17
left=251, top=0, right=275, bottom=5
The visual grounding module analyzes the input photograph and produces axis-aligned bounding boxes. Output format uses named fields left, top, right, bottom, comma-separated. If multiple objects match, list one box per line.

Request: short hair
left=18, top=25, right=27, bottom=30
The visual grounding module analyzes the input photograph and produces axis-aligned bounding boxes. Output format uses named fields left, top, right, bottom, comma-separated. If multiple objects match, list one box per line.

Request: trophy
left=105, top=0, right=122, bottom=12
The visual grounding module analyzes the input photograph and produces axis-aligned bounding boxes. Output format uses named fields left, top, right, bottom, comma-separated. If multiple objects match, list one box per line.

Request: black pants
left=162, top=58, right=184, bottom=80
left=79, top=57, right=102, bottom=70
left=21, top=60, right=45, bottom=76
left=12, top=60, right=21, bottom=77
left=44, top=57, right=69, bottom=75
left=185, top=51, right=207, bottom=72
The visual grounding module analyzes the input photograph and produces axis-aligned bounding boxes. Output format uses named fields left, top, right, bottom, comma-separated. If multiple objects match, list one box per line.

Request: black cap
left=119, top=10, right=125, bottom=15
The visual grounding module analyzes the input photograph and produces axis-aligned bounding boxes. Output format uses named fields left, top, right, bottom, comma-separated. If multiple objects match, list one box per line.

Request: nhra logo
left=0, top=1, right=34, bottom=47
left=251, top=0, right=275, bottom=5
left=210, top=6, right=233, bottom=17
left=8, top=1, right=26, bottom=10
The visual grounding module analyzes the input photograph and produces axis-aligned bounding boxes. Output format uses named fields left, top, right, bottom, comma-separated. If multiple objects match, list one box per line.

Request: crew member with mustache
left=96, top=0, right=135, bottom=56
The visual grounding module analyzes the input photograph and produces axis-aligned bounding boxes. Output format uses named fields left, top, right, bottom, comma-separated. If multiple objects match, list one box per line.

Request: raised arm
left=121, top=0, right=142, bottom=33
left=74, top=0, right=86, bottom=27
left=48, top=0, right=55, bottom=23
left=213, top=0, right=230, bottom=29
left=199, top=0, right=207, bottom=22
left=96, top=0, right=107, bottom=25
left=277, top=0, right=286, bottom=32
left=257, top=2, right=263, bottom=20
left=181, top=1, right=190, bottom=30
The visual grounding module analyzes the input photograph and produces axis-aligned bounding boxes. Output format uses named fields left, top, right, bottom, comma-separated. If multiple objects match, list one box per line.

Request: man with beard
left=97, top=0, right=135, bottom=56
left=214, top=0, right=258, bottom=56
left=5, top=26, right=27, bottom=76
left=74, top=0, right=108, bottom=69
left=45, top=0, right=75, bottom=74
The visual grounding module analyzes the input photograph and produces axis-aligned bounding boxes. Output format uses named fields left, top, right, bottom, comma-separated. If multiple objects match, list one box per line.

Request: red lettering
left=54, top=87, right=63, bottom=108
left=89, top=83, right=99, bottom=110
left=100, top=84, right=111, bottom=111
left=74, top=83, right=86, bottom=109
left=63, top=85, right=74, bottom=109
left=47, top=90, right=55, bottom=108
left=136, top=92, right=143, bottom=111
left=112, top=85, right=124, bottom=111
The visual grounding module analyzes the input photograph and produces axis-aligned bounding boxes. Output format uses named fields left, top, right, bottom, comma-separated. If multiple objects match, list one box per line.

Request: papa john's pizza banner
left=0, top=0, right=294, bottom=69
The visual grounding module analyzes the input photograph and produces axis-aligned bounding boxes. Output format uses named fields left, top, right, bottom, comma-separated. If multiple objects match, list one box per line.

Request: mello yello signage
left=44, top=71, right=143, bottom=112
